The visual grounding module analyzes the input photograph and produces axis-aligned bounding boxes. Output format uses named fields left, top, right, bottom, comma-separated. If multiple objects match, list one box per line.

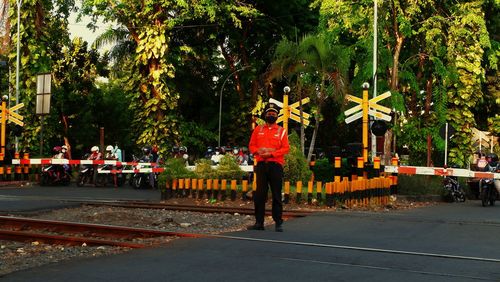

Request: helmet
left=486, top=153, right=498, bottom=164
left=143, top=147, right=151, bottom=154
left=53, top=146, right=62, bottom=153
left=106, top=145, right=114, bottom=151
left=172, top=146, right=179, bottom=153
left=61, top=145, right=68, bottom=150
left=91, top=146, right=99, bottom=152
left=179, top=146, right=187, bottom=153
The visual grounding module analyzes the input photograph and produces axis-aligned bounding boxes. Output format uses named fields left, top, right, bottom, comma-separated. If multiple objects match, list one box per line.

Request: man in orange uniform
left=248, top=103, right=290, bottom=232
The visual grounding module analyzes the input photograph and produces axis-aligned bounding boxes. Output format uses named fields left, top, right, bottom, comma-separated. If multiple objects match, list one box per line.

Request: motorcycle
left=130, top=154, right=158, bottom=189
left=443, top=175, right=466, bottom=202
left=479, top=163, right=499, bottom=207
left=96, top=164, right=125, bottom=187
left=40, top=165, right=71, bottom=186
left=77, top=164, right=95, bottom=187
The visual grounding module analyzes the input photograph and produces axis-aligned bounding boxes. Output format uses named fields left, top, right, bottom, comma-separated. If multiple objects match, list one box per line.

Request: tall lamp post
left=36, top=73, right=51, bottom=157
left=15, top=0, right=23, bottom=151
left=218, top=66, right=249, bottom=148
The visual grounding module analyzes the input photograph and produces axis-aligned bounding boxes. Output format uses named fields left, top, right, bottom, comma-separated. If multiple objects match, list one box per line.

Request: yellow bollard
left=316, top=181, right=322, bottom=203
left=230, top=180, right=237, bottom=201
left=220, top=179, right=227, bottom=201
left=242, top=180, right=249, bottom=200
left=307, top=181, right=313, bottom=204
left=284, top=181, right=290, bottom=204
left=296, top=181, right=302, bottom=203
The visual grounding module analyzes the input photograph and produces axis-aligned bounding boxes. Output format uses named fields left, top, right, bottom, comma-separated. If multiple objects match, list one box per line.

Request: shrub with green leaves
left=215, top=155, right=246, bottom=180
left=311, top=158, right=334, bottom=182
left=157, top=158, right=196, bottom=189
left=284, top=132, right=313, bottom=183
left=194, top=158, right=216, bottom=179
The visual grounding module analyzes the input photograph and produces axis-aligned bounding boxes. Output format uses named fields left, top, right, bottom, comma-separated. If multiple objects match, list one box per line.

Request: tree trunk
left=307, top=118, right=319, bottom=163
left=383, top=129, right=393, bottom=165
left=425, top=79, right=433, bottom=167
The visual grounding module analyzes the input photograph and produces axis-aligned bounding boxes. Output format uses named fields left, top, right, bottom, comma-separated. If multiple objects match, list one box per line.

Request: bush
left=194, top=158, right=216, bottom=179
left=157, top=158, right=196, bottom=189
left=215, top=154, right=246, bottom=180
left=311, top=158, right=334, bottom=182
left=284, top=132, right=312, bottom=183
left=397, top=175, right=443, bottom=195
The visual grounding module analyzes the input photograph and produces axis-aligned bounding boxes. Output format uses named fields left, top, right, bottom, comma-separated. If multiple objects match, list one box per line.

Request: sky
left=67, top=11, right=111, bottom=47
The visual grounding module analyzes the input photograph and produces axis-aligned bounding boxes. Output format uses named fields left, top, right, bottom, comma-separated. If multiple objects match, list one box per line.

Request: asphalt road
left=1, top=184, right=499, bottom=282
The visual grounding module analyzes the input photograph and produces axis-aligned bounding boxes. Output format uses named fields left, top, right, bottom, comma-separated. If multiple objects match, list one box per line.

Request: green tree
left=80, top=0, right=259, bottom=154
left=8, top=0, right=76, bottom=153
left=268, top=34, right=350, bottom=162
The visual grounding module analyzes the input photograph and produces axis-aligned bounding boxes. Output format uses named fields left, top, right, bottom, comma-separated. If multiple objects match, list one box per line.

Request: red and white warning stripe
left=98, top=168, right=165, bottom=174
left=12, top=158, right=158, bottom=167
left=385, top=166, right=500, bottom=179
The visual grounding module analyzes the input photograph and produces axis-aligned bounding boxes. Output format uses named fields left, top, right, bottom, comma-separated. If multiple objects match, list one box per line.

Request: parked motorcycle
left=77, top=164, right=95, bottom=187
left=443, top=175, right=466, bottom=202
left=479, top=166, right=499, bottom=207
left=40, top=165, right=71, bottom=186
left=479, top=154, right=499, bottom=207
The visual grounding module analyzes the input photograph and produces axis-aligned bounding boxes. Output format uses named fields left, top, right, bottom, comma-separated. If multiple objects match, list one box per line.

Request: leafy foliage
left=284, top=131, right=312, bottom=183
left=214, top=154, right=246, bottom=180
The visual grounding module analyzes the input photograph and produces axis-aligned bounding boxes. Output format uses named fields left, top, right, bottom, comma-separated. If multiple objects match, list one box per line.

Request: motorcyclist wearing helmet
left=103, top=145, right=119, bottom=187
left=88, top=146, right=102, bottom=161
left=171, top=146, right=181, bottom=159
left=52, top=146, right=63, bottom=159
left=211, top=146, right=222, bottom=165
left=105, top=145, right=118, bottom=160
left=112, top=142, right=122, bottom=162
left=486, top=153, right=499, bottom=167
left=51, top=146, right=64, bottom=181
left=179, top=146, right=189, bottom=166
left=140, top=146, right=157, bottom=188
left=87, top=146, right=102, bottom=185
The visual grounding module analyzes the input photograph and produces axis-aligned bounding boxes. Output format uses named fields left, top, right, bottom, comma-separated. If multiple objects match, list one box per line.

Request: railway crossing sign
left=6, top=103, right=24, bottom=126
left=344, top=91, right=392, bottom=124
left=269, top=97, right=310, bottom=127
left=344, top=86, right=392, bottom=162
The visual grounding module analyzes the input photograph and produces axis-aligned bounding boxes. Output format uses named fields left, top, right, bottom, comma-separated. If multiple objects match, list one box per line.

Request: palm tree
left=267, top=34, right=350, bottom=162
left=93, top=26, right=136, bottom=71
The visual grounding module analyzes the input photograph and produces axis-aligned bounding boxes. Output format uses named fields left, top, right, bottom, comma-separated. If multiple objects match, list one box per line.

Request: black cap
left=265, top=103, right=279, bottom=114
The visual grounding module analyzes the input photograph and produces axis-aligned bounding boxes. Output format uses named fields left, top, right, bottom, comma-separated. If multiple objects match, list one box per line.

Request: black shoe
left=247, top=223, right=264, bottom=230
left=275, top=221, right=283, bottom=232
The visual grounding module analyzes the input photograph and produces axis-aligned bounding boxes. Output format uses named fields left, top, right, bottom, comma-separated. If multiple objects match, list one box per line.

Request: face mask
left=233, top=149, right=238, bottom=154
left=265, top=115, right=277, bottom=124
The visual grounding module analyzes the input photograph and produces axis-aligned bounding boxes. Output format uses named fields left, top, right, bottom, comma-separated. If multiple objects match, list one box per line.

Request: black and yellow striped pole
left=362, top=83, right=369, bottom=162
left=230, top=180, right=237, bottom=201
left=283, top=181, right=290, bottom=204
left=0, top=96, right=6, bottom=162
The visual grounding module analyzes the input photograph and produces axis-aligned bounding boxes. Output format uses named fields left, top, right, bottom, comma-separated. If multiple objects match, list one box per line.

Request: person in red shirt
left=248, top=103, right=290, bottom=232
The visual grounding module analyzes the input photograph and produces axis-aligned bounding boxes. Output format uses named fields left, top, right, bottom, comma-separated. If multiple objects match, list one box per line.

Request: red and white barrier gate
left=384, top=166, right=500, bottom=179
left=11, top=159, right=255, bottom=174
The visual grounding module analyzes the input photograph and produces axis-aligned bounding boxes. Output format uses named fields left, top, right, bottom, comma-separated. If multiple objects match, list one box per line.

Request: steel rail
left=0, top=229, right=146, bottom=248
left=80, top=201, right=313, bottom=218
left=0, top=216, right=206, bottom=248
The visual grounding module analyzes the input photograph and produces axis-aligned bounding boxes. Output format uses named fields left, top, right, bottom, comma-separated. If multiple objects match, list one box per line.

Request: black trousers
left=254, top=162, right=283, bottom=225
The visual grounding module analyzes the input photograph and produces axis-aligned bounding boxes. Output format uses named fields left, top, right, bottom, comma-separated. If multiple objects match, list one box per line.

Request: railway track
left=0, top=215, right=205, bottom=248
left=79, top=200, right=314, bottom=218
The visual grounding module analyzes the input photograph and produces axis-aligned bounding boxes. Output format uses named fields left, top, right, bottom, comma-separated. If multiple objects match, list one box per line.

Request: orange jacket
left=249, top=124, right=290, bottom=165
